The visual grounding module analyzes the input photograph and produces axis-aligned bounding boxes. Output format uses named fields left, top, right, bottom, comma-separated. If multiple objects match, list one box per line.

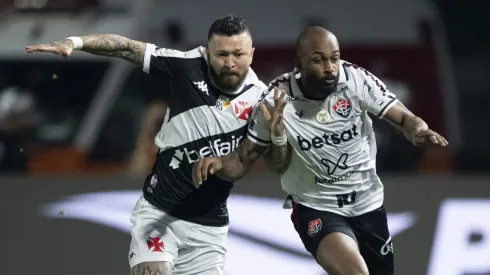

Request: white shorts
left=128, top=195, right=228, bottom=275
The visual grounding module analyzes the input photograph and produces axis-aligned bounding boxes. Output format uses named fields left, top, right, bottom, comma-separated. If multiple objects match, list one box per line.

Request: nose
left=224, top=55, right=236, bottom=68
left=324, top=61, right=334, bottom=74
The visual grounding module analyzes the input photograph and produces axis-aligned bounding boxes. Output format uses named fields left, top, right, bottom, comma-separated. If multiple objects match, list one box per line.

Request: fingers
left=192, top=160, right=203, bottom=187
left=191, top=158, right=223, bottom=188
left=201, top=159, right=210, bottom=182
left=25, top=44, right=59, bottom=54
left=429, top=135, right=439, bottom=145
left=272, top=87, right=288, bottom=115
left=415, top=130, right=449, bottom=147
left=259, top=103, right=272, bottom=121
left=273, top=87, right=287, bottom=107
left=439, top=135, right=449, bottom=146
left=209, top=160, right=222, bottom=175
left=25, top=43, right=72, bottom=57
left=432, top=133, right=448, bottom=147
left=436, top=135, right=446, bottom=146
left=272, top=87, right=280, bottom=105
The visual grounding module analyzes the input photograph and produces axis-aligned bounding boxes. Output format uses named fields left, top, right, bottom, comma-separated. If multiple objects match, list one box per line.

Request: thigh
left=131, top=262, right=173, bottom=275
left=291, top=202, right=368, bottom=275
left=174, top=223, right=228, bottom=275
left=350, top=206, right=395, bottom=275
left=291, top=201, right=358, bottom=256
left=129, top=196, right=180, bottom=269
left=316, top=232, right=369, bottom=275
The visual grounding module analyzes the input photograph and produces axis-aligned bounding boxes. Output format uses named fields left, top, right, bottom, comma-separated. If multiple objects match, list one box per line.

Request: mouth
left=323, top=78, right=336, bottom=85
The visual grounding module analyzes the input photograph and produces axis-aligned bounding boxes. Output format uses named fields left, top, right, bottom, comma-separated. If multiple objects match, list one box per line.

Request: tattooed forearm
left=215, top=151, right=243, bottom=182
left=264, top=144, right=291, bottom=174
left=72, top=34, right=146, bottom=66
left=216, top=139, right=267, bottom=181
left=131, top=261, right=173, bottom=275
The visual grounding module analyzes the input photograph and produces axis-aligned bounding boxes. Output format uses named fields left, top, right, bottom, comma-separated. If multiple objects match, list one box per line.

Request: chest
left=179, top=70, right=258, bottom=126
left=283, top=91, right=363, bottom=150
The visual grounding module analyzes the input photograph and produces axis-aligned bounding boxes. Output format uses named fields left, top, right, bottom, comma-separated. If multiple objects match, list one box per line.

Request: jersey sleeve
left=246, top=93, right=273, bottom=147
left=143, top=43, right=203, bottom=77
left=359, top=70, right=399, bottom=118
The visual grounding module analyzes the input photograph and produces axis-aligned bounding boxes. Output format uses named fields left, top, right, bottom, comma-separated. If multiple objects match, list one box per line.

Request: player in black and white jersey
left=26, top=15, right=268, bottom=275
left=192, top=26, right=448, bottom=275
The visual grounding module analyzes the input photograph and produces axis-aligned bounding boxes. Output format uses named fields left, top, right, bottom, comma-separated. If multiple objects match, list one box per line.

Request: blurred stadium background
left=1, top=0, right=489, bottom=274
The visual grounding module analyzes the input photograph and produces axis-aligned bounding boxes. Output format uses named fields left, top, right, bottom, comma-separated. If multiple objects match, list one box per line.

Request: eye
left=312, top=58, right=322, bottom=64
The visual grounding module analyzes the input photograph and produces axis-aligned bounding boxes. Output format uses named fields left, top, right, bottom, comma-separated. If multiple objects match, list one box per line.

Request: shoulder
left=341, top=60, right=384, bottom=85
left=269, top=71, right=294, bottom=91
left=148, top=44, right=205, bottom=60
left=263, top=71, right=296, bottom=106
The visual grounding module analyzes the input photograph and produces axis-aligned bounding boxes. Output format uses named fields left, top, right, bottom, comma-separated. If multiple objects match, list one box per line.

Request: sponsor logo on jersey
left=215, top=95, right=231, bottom=111
left=169, top=135, right=242, bottom=169
left=364, top=80, right=384, bottom=106
left=321, top=153, right=349, bottom=175
left=285, top=95, right=309, bottom=102
left=315, top=164, right=361, bottom=184
left=333, top=99, right=352, bottom=118
left=234, top=101, right=253, bottom=120
left=297, top=124, right=359, bottom=151
left=333, top=84, right=348, bottom=96
left=194, top=80, right=209, bottom=95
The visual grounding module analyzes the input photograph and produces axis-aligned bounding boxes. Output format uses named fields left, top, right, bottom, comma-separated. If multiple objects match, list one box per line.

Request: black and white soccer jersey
left=247, top=61, right=398, bottom=216
left=141, top=43, right=267, bottom=226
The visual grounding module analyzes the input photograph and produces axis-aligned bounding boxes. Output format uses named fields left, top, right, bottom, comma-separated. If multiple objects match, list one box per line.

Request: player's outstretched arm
left=384, top=102, right=449, bottom=147
left=26, top=34, right=146, bottom=67
left=191, top=139, right=268, bottom=187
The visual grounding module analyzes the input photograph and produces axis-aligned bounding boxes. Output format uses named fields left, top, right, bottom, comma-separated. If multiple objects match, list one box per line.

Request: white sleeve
left=246, top=102, right=272, bottom=147
left=359, top=71, right=399, bottom=118
left=143, top=44, right=203, bottom=76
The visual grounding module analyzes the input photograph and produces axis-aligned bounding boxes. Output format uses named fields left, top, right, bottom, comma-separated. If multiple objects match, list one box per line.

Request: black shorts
left=291, top=201, right=394, bottom=275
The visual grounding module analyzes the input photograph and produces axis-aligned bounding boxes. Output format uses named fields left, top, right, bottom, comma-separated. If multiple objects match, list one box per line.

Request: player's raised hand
left=411, top=129, right=449, bottom=147
left=259, top=87, right=288, bottom=137
left=25, top=39, right=75, bottom=57
left=192, top=156, right=223, bottom=187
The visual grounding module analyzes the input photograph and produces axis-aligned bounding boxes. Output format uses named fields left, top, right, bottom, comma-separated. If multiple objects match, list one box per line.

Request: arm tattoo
left=131, top=261, right=173, bottom=275
left=216, top=140, right=267, bottom=181
left=264, top=144, right=291, bottom=174
left=75, top=34, right=146, bottom=66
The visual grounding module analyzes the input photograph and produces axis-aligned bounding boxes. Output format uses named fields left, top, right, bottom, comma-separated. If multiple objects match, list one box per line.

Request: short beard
left=301, top=75, right=335, bottom=100
left=208, top=67, right=247, bottom=93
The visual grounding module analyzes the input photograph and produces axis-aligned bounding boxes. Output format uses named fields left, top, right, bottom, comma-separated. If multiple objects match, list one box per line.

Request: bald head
left=294, top=26, right=341, bottom=99
left=296, top=26, right=339, bottom=57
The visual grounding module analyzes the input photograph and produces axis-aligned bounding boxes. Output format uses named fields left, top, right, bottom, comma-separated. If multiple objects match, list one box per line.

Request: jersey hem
left=143, top=192, right=230, bottom=227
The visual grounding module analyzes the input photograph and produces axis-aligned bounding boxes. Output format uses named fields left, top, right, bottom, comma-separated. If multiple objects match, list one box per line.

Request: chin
left=321, top=85, right=337, bottom=94
left=220, top=76, right=244, bottom=91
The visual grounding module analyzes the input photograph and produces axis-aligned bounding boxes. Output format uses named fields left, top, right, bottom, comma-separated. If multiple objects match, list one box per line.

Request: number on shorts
left=336, top=190, right=356, bottom=208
